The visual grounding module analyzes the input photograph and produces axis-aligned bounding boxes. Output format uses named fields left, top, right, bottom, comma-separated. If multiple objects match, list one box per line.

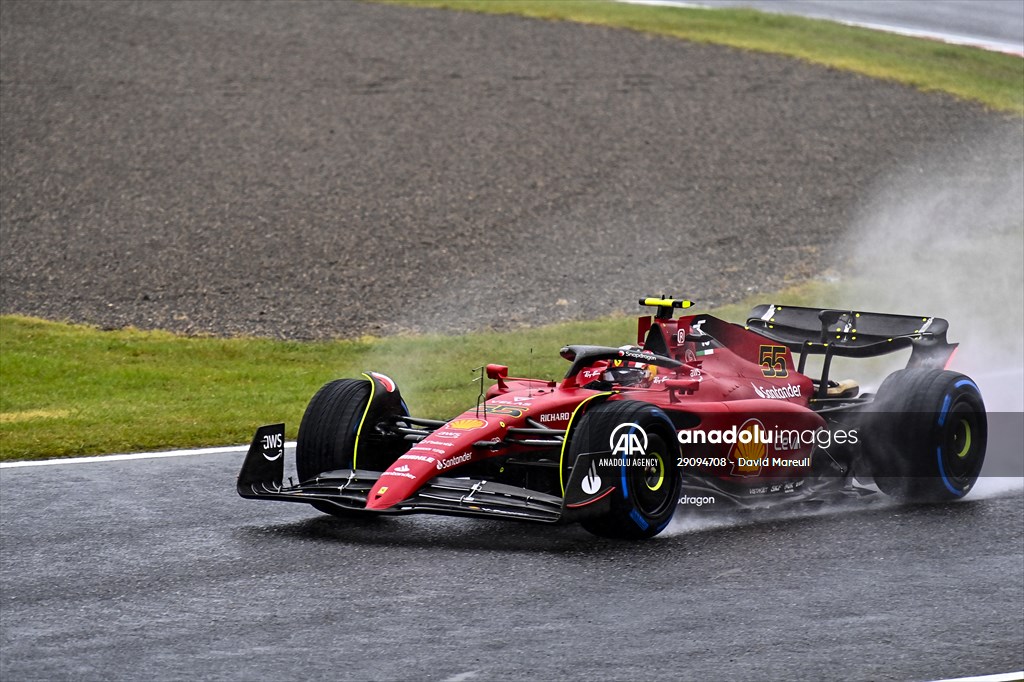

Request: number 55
left=759, top=345, right=789, bottom=378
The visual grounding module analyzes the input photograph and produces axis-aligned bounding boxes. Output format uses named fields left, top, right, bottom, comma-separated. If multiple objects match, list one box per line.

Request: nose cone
left=365, top=418, right=496, bottom=509
left=366, top=457, right=434, bottom=509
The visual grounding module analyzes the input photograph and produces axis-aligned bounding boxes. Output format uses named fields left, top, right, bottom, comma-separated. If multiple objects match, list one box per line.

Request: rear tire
left=866, top=369, right=986, bottom=501
left=572, top=400, right=681, bottom=540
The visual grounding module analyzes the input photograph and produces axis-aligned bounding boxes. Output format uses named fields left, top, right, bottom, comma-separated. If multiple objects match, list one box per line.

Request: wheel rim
left=643, top=452, right=665, bottom=492
left=941, top=403, right=982, bottom=487
left=953, top=418, right=972, bottom=459
left=630, top=435, right=674, bottom=517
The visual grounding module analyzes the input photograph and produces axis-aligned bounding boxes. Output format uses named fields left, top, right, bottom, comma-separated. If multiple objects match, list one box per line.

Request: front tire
left=570, top=400, right=681, bottom=540
left=296, top=378, right=385, bottom=518
left=296, top=379, right=370, bottom=483
left=866, top=369, right=987, bottom=501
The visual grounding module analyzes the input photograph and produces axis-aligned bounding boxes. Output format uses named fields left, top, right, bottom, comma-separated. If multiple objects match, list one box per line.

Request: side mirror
left=486, top=364, right=509, bottom=390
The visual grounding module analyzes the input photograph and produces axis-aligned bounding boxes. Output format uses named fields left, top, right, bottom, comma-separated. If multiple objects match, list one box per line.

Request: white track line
left=929, top=672, right=1024, bottom=682
left=617, top=0, right=1024, bottom=57
left=440, top=672, right=481, bottom=682
left=0, top=442, right=296, bottom=468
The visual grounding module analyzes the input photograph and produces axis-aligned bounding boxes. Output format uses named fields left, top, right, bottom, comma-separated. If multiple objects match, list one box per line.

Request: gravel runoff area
left=1, top=0, right=1020, bottom=339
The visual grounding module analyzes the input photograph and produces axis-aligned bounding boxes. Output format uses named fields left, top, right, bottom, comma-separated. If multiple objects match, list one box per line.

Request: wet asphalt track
left=1, top=452, right=1021, bottom=682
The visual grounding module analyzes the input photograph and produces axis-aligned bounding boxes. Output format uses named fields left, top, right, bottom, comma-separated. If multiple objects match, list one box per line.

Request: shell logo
left=449, top=418, right=487, bottom=430
left=729, top=419, right=767, bottom=476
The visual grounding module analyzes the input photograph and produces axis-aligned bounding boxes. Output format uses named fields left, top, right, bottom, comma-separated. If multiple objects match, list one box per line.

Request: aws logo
left=261, top=432, right=283, bottom=461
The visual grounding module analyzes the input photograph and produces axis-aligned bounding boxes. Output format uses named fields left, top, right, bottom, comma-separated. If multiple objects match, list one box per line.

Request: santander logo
left=751, top=382, right=801, bottom=400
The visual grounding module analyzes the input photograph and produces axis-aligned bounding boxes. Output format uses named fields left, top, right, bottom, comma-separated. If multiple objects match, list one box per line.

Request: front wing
left=237, top=424, right=612, bottom=524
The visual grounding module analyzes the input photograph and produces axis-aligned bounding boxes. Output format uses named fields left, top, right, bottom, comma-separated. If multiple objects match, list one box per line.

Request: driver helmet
left=603, top=345, right=653, bottom=387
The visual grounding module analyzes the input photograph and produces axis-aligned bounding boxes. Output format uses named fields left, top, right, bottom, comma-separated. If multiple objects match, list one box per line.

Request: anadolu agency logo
left=581, top=422, right=652, bottom=496
left=609, top=422, right=648, bottom=457
left=596, top=422, right=661, bottom=470
left=676, top=420, right=771, bottom=446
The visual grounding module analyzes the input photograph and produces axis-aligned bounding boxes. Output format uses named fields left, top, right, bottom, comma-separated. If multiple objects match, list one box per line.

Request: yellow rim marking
left=558, top=392, right=613, bottom=495
left=353, top=374, right=377, bottom=471
left=645, top=451, right=665, bottom=492
left=955, top=419, right=972, bottom=458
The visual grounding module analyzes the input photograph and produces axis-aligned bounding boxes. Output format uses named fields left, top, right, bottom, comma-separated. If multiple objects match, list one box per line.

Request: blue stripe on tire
left=938, top=395, right=952, bottom=426
left=937, top=446, right=964, bottom=497
left=630, top=509, right=649, bottom=531
left=954, top=378, right=980, bottom=393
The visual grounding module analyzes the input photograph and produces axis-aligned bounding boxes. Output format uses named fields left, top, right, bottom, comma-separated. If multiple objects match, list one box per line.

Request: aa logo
left=610, top=422, right=648, bottom=457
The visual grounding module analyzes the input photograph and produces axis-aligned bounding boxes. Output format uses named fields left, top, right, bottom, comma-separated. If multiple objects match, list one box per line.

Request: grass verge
left=378, top=0, right=1023, bottom=114
left=0, top=283, right=849, bottom=461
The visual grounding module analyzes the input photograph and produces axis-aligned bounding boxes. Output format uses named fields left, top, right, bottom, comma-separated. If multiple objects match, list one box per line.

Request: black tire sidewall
left=296, top=379, right=371, bottom=482
left=868, top=369, right=987, bottom=500
left=575, top=400, right=681, bottom=539
left=931, top=386, right=986, bottom=494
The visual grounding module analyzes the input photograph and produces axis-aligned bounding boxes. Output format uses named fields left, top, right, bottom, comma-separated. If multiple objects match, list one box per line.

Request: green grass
left=0, top=314, right=626, bottom=460
left=0, top=282, right=850, bottom=461
left=379, top=0, right=1024, bottom=114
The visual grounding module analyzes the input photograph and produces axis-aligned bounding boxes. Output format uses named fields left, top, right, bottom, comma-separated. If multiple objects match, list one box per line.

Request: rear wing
left=746, top=304, right=957, bottom=397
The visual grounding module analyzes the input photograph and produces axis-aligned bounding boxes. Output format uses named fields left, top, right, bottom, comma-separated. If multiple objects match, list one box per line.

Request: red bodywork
left=239, top=298, right=968, bottom=532
left=364, top=311, right=824, bottom=509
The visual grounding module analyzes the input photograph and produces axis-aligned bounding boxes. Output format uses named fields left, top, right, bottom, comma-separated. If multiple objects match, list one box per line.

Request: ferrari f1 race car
left=238, top=298, right=987, bottom=539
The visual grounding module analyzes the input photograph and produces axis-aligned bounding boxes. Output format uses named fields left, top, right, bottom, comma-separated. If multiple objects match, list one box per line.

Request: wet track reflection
left=2, top=452, right=1021, bottom=681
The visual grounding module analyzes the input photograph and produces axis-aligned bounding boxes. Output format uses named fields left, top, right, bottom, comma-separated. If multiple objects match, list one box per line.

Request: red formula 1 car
left=238, top=298, right=987, bottom=539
